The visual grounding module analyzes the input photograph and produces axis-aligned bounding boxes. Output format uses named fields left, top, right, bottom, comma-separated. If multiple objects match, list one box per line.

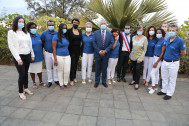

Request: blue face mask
left=124, top=29, right=130, bottom=34
left=62, top=29, right=67, bottom=34
left=156, top=34, right=162, bottom=39
left=137, top=31, right=143, bottom=36
left=169, top=32, right=175, bottom=38
left=48, top=26, right=54, bottom=31
left=101, top=25, right=106, bottom=30
left=18, top=23, right=24, bottom=29
left=30, top=29, right=37, bottom=34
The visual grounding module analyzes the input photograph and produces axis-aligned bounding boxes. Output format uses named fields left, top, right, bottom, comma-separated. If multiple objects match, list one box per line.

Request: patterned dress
left=130, top=36, right=148, bottom=61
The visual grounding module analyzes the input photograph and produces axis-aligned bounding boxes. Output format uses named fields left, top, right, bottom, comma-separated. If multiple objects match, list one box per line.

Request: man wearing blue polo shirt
left=157, top=25, right=186, bottom=100
left=41, top=20, right=59, bottom=87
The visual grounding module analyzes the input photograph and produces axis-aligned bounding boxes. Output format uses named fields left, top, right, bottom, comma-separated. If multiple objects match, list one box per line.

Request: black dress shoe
left=47, top=82, right=52, bottom=87
left=102, top=83, right=108, bottom=88
left=129, top=82, right=135, bottom=85
left=134, top=84, right=139, bottom=90
left=157, top=91, right=166, bottom=95
left=117, top=77, right=121, bottom=82
left=122, top=78, right=126, bottom=82
left=163, top=95, right=172, bottom=100
left=94, top=83, right=99, bottom=88
left=55, top=81, right=60, bottom=85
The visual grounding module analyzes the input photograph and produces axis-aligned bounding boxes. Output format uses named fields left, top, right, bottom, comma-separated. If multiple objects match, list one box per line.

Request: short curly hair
left=26, top=22, right=37, bottom=32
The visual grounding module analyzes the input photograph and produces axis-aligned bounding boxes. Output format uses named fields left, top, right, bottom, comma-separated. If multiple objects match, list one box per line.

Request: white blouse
left=8, top=30, right=35, bottom=61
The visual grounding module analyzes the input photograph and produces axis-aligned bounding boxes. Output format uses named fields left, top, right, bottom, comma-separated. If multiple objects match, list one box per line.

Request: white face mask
left=86, top=28, right=92, bottom=32
left=149, top=31, right=155, bottom=36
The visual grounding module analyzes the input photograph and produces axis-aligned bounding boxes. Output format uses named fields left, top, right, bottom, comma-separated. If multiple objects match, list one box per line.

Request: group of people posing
left=8, top=16, right=186, bottom=100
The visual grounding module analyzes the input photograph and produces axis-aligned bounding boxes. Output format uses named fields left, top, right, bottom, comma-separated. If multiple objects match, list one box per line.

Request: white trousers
left=150, top=56, right=161, bottom=86
left=82, top=53, right=94, bottom=80
left=143, top=56, right=154, bottom=82
left=107, top=58, right=118, bottom=79
left=53, top=55, right=71, bottom=86
left=161, top=60, right=180, bottom=96
left=44, top=51, right=58, bottom=82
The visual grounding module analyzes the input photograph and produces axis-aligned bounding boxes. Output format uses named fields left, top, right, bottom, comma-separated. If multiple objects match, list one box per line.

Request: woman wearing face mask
left=129, top=26, right=148, bottom=90
left=67, top=18, right=82, bottom=86
left=52, top=24, right=71, bottom=90
left=7, top=16, right=35, bottom=100
left=81, top=22, right=94, bottom=85
left=149, top=29, right=166, bottom=94
left=107, top=28, right=120, bottom=84
left=142, top=26, right=157, bottom=87
left=27, top=22, right=45, bottom=89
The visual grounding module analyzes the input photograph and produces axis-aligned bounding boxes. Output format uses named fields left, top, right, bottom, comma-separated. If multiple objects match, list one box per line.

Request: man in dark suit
left=117, top=24, right=134, bottom=82
left=93, top=20, right=114, bottom=88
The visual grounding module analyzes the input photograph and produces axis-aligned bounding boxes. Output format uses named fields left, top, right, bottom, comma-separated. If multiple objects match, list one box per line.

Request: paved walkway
left=0, top=65, right=189, bottom=126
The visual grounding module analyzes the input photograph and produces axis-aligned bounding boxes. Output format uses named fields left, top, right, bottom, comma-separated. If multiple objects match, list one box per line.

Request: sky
left=0, top=0, right=189, bottom=26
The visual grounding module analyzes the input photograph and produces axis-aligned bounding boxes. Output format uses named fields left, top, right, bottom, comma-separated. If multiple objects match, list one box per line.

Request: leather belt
left=45, top=50, right=52, bottom=53
left=154, top=55, right=160, bottom=57
left=121, top=51, right=129, bottom=53
left=164, top=60, right=179, bottom=62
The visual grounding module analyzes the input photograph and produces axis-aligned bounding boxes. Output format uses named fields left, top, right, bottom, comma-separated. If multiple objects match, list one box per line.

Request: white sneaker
left=82, top=80, right=86, bottom=85
left=149, top=89, right=156, bottom=94
left=148, top=87, right=158, bottom=90
left=111, top=78, right=116, bottom=83
left=107, top=79, right=112, bottom=85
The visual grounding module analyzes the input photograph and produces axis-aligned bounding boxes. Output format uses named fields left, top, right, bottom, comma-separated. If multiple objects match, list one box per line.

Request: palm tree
left=81, top=0, right=176, bottom=31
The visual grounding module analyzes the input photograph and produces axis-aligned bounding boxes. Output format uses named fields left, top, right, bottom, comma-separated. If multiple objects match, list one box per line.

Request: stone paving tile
left=65, top=105, right=83, bottom=115
left=133, top=120, right=151, bottom=126
left=131, top=110, right=149, bottom=121
left=78, top=115, right=97, bottom=126
left=97, top=117, right=116, bottom=126
left=0, top=65, right=189, bottom=126
left=116, top=119, right=133, bottom=126
left=59, top=114, right=79, bottom=126
left=83, top=106, right=99, bottom=116
left=41, top=111, right=63, bottom=124
left=100, top=99, right=114, bottom=108
left=146, top=111, right=166, bottom=122
left=98, top=107, right=115, bottom=118
left=0, top=117, right=7, bottom=124
left=25, top=110, right=47, bottom=121
left=84, top=98, right=99, bottom=107
left=115, top=109, right=132, bottom=119
left=1, top=118, right=22, bottom=126
left=0, top=106, right=16, bottom=117
left=10, top=108, right=31, bottom=119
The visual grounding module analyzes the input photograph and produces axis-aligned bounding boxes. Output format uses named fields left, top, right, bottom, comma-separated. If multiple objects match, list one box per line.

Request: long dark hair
left=58, top=23, right=67, bottom=43
left=146, top=26, right=156, bottom=39
left=12, top=16, right=27, bottom=33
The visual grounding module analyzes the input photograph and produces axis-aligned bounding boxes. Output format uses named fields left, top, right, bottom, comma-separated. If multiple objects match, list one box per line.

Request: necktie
left=102, top=30, right=105, bottom=47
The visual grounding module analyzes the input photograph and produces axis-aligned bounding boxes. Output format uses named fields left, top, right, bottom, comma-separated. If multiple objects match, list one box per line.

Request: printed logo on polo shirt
left=170, top=46, right=175, bottom=50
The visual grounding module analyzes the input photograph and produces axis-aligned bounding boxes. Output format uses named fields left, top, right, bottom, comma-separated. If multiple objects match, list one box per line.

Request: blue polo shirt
left=52, top=35, right=70, bottom=56
left=154, top=38, right=166, bottom=57
left=163, top=36, right=186, bottom=60
left=41, top=30, right=58, bottom=53
left=145, top=38, right=157, bottom=57
left=109, top=41, right=120, bottom=58
left=82, top=32, right=94, bottom=54
left=30, top=33, right=43, bottom=63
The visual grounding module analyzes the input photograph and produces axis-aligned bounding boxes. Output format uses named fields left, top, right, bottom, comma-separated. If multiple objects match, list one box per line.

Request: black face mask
left=73, top=24, right=78, bottom=29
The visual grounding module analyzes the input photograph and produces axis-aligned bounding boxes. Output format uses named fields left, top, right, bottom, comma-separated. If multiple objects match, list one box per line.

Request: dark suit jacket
left=119, top=33, right=134, bottom=55
left=93, top=30, right=114, bottom=57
